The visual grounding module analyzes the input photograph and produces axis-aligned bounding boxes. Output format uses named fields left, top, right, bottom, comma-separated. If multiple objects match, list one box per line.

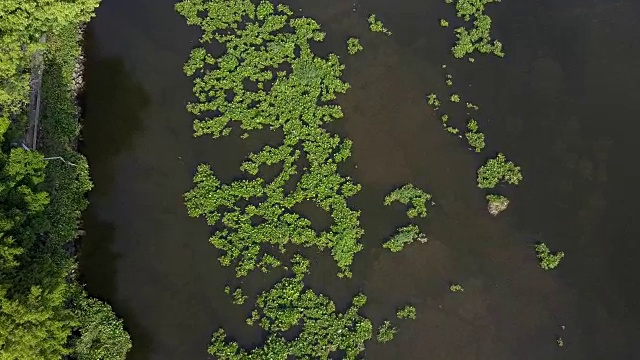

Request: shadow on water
left=78, top=26, right=153, bottom=358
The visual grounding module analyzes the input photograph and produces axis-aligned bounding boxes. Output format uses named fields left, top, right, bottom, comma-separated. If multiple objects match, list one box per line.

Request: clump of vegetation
left=446, top=126, right=460, bottom=134
left=450, top=93, right=461, bottom=102
left=446, top=0, right=505, bottom=59
left=384, top=184, right=432, bottom=218
left=440, top=19, right=450, bottom=27
left=465, top=119, right=485, bottom=152
left=383, top=225, right=422, bottom=252
left=466, top=102, right=479, bottom=110
left=376, top=321, right=398, bottom=343
left=535, top=243, right=565, bottom=270
left=557, top=337, right=564, bottom=347
left=441, top=114, right=449, bottom=125
left=225, top=286, right=248, bottom=305
left=450, top=283, right=464, bottom=292
left=396, top=305, right=417, bottom=320
left=347, top=37, right=363, bottom=55
left=486, top=194, right=509, bottom=216
left=477, top=153, right=523, bottom=189
left=427, top=93, right=441, bottom=108
left=178, top=0, right=365, bottom=278
left=208, top=255, right=375, bottom=358
left=446, top=79, right=453, bottom=86
left=368, top=14, right=392, bottom=35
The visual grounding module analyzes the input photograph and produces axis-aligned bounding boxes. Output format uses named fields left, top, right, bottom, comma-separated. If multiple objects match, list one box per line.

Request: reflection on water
left=81, top=0, right=640, bottom=359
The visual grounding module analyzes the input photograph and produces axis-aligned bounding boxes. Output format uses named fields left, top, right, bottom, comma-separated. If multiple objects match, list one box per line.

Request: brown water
left=80, top=0, right=640, bottom=359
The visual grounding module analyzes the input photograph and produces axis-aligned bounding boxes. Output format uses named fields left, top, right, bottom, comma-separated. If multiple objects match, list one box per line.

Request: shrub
left=535, top=243, right=564, bottom=270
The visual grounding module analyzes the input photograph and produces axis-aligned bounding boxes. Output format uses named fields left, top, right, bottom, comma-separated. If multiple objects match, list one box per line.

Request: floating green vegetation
left=368, top=14, right=392, bottom=35
left=466, top=102, right=479, bottom=110
left=376, top=321, right=398, bottom=343
left=209, top=255, right=374, bottom=358
left=477, top=153, right=523, bottom=189
left=440, top=19, right=450, bottom=27
left=557, top=337, right=564, bottom=347
left=446, top=126, right=460, bottom=134
left=446, top=0, right=505, bottom=59
left=465, top=119, right=485, bottom=152
left=396, top=305, right=417, bottom=320
left=178, top=0, right=365, bottom=278
left=450, top=93, right=461, bottom=102
left=383, top=225, right=424, bottom=252
left=449, top=283, right=464, bottom=292
left=446, top=79, right=453, bottom=86
left=347, top=37, right=363, bottom=55
left=441, top=114, right=449, bottom=125
left=384, top=183, right=431, bottom=218
left=225, top=286, right=248, bottom=305
left=427, top=93, right=441, bottom=108
left=486, top=194, right=509, bottom=216
left=535, top=243, right=565, bottom=270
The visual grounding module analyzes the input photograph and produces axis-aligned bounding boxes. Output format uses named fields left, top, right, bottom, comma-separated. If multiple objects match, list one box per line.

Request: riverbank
left=0, top=1, right=130, bottom=358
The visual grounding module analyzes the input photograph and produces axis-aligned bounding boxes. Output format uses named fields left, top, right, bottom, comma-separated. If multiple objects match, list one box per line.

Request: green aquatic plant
left=477, top=153, right=523, bottom=189
left=535, top=243, right=565, bottom=270
left=384, top=183, right=431, bottom=218
left=376, top=321, right=398, bottom=343
left=396, top=305, right=417, bottom=320
left=466, top=102, right=479, bottom=110
left=446, top=79, right=453, bottom=86
left=557, top=337, right=564, bottom=347
left=486, top=194, right=509, bottom=216
left=450, top=93, right=461, bottom=102
left=347, top=37, right=363, bottom=55
left=368, top=14, right=392, bottom=35
left=465, top=119, right=485, bottom=152
left=441, top=114, right=449, bottom=125
left=178, top=0, right=365, bottom=278
left=383, top=225, right=422, bottom=252
left=446, top=126, right=460, bottom=134
left=447, top=0, right=505, bottom=59
left=208, top=255, right=375, bottom=358
left=225, top=286, right=248, bottom=305
left=440, top=19, right=450, bottom=27
left=427, top=93, right=441, bottom=108
left=449, top=283, right=464, bottom=292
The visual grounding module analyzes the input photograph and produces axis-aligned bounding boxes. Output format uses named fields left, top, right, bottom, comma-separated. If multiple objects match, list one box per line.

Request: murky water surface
left=80, top=0, right=640, bottom=358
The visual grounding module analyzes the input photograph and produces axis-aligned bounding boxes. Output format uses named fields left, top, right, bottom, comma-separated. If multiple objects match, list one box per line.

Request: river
left=79, top=0, right=640, bottom=359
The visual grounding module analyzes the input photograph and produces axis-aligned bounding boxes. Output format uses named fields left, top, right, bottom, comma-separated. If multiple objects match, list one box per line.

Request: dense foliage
left=449, top=283, right=464, bottom=292
left=477, top=153, right=523, bottom=189
left=347, top=37, right=363, bottom=55
left=0, top=1, right=131, bottom=358
left=465, top=119, right=485, bottom=152
left=396, top=305, right=417, bottom=320
left=445, top=0, right=504, bottom=59
left=368, top=14, right=392, bottom=36
left=534, top=243, right=565, bottom=270
left=376, top=320, right=397, bottom=343
left=208, top=255, right=374, bottom=359
left=383, top=225, right=422, bottom=253
left=384, top=183, right=431, bottom=218
left=178, top=0, right=364, bottom=278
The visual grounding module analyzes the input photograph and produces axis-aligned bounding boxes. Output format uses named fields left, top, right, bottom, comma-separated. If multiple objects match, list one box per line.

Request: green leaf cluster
left=384, top=183, right=431, bottom=218
left=449, top=283, right=464, bottom=292
left=534, top=243, right=565, bottom=270
left=347, top=37, right=363, bottom=55
left=446, top=0, right=504, bottom=59
left=368, top=14, right=392, bottom=36
left=383, top=224, right=422, bottom=253
left=208, top=255, right=374, bottom=359
left=376, top=320, right=397, bottom=343
left=396, top=305, right=417, bottom=320
left=477, top=153, right=522, bottom=189
left=177, top=0, right=365, bottom=278
left=465, top=119, right=485, bottom=152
